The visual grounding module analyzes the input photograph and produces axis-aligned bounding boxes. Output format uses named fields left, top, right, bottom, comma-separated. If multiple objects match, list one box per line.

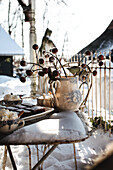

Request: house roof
left=0, top=25, right=24, bottom=56
left=78, top=20, right=113, bottom=54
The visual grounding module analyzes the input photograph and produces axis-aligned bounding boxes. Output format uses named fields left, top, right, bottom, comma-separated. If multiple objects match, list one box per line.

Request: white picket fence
left=69, top=51, right=113, bottom=133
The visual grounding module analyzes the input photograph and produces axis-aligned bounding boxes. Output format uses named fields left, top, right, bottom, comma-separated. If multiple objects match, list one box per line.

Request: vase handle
left=51, top=80, right=61, bottom=107
left=79, top=81, right=92, bottom=108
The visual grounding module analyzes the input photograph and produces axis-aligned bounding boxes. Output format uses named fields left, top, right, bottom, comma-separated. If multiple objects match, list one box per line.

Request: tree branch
left=17, top=0, right=30, bottom=10
left=17, top=0, right=31, bottom=22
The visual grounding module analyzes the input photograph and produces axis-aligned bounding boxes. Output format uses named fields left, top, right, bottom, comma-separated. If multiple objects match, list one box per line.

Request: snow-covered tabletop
left=0, top=111, right=88, bottom=145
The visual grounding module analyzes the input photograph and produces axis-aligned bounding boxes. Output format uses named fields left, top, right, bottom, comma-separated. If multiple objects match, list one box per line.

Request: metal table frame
left=6, top=142, right=79, bottom=170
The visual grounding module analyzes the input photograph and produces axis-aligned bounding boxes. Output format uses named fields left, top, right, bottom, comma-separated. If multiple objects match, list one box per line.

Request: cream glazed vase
left=51, top=76, right=82, bottom=111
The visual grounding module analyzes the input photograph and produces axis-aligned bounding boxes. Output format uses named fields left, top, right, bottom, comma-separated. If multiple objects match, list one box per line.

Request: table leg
left=26, top=145, right=32, bottom=170
left=7, top=145, right=17, bottom=170
left=32, top=144, right=58, bottom=170
left=73, top=143, right=77, bottom=170
left=2, top=146, right=7, bottom=170
left=41, top=145, right=48, bottom=169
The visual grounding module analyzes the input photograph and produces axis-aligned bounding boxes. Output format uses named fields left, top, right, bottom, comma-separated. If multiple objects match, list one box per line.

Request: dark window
left=0, top=56, right=13, bottom=76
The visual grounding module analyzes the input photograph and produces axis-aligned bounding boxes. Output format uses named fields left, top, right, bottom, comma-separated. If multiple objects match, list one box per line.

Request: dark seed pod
left=20, top=76, right=26, bottom=83
left=26, top=70, right=33, bottom=76
left=38, top=71, right=45, bottom=77
left=20, top=60, right=26, bottom=66
left=99, top=61, right=103, bottom=67
left=43, top=68, right=48, bottom=74
left=51, top=47, right=58, bottom=54
left=98, top=55, right=104, bottom=60
left=53, top=70, right=59, bottom=77
left=42, top=50, right=46, bottom=55
left=39, top=58, right=44, bottom=64
left=32, top=44, right=38, bottom=50
left=49, top=56, right=55, bottom=62
left=81, top=63, right=86, bottom=69
left=93, top=70, right=97, bottom=76
left=84, top=50, right=91, bottom=56
left=45, top=54, right=50, bottom=58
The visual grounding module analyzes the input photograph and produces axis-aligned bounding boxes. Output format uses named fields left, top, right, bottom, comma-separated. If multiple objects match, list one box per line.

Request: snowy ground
left=0, top=75, right=113, bottom=170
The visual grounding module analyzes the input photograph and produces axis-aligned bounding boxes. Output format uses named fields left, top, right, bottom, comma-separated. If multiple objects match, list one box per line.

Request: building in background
left=0, top=25, right=24, bottom=76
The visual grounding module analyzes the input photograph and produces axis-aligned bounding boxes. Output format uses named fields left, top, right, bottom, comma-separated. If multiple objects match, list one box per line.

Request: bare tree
left=5, top=0, right=24, bottom=55
left=61, top=32, right=69, bottom=56
left=7, top=0, right=22, bottom=36
left=17, top=0, right=31, bottom=22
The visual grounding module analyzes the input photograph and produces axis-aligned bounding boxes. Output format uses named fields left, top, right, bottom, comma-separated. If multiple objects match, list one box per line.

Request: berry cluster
left=19, top=45, right=108, bottom=84
left=67, top=51, right=106, bottom=82
left=19, top=44, right=63, bottom=83
left=82, top=52, right=107, bottom=79
left=92, top=54, right=105, bottom=77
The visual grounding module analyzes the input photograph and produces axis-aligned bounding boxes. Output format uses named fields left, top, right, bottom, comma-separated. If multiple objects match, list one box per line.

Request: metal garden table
left=0, top=110, right=88, bottom=170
